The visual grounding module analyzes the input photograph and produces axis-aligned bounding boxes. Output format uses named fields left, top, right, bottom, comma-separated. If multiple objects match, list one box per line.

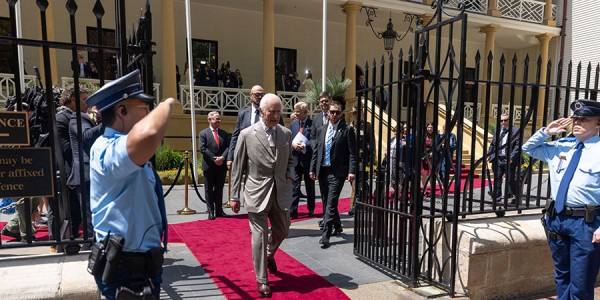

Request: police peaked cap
left=570, top=99, right=600, bottom=117
left=85, top=69, right=154, bottom=112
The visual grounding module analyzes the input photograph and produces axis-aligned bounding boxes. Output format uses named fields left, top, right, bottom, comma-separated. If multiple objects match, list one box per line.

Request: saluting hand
left=544, top=118, right=571, bottom=136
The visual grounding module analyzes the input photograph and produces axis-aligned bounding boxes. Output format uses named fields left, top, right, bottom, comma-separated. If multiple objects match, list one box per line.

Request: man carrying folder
left=289, top=101, right=315, bottom=219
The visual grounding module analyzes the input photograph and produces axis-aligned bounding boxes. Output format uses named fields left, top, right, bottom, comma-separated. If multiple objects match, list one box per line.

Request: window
left=275, top=47, right=297, bottom=91
left=0, top=17, right=13, bottom=74
left=191, top=39, right=218, bottom=71
left=86, top=27, right=117, bottom=80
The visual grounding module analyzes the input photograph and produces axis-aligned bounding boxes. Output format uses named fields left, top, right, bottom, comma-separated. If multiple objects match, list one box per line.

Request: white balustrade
left=491, top=104, right=529, bottom=123
left=445, top=0, right=487, bottom=14
left=179, top=85, right=317, bottom=117
left=0, top=73, right=38, bottom=107
left=498, top=0, right=546, bottom=23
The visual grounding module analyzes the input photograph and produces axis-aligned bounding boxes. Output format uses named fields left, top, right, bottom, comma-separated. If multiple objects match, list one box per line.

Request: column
left=536, top=33, right=556, bottom=124
left=480, top=24, right=501, bottom=122
left=262, top=0, right=275, bottom=92
left=342, top=1, right=361, bottom=118
left=487, top=0, right=502, bottom=17
left=161, top=0, right=178, bottom=104
left=543, top=0, right=556, bottom=26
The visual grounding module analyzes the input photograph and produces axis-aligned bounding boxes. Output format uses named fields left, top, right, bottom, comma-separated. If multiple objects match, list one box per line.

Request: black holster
left=102, top=235, right=125, bottom=283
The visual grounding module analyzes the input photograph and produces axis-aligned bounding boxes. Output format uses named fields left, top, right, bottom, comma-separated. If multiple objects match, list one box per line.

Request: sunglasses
left=500, top=119, right=509, bottom=122
left=328, top=110, right=342, bottom=116
left=251, top=93, right=264, bottom=98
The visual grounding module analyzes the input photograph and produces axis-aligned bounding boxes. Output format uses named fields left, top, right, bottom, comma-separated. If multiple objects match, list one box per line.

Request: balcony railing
left=452, top=102, right=529, bottom=124
left=441, top=0, right=557, bottom=24
left=0, top=74, right=160, bottom=109
left=179, top=85, right=319, bottom=117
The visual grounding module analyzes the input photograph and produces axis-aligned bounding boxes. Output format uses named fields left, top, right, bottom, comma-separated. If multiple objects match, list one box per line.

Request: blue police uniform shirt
left=90, top=127, right=163, bottom=252
left=522, top=128, right=600, bottom=207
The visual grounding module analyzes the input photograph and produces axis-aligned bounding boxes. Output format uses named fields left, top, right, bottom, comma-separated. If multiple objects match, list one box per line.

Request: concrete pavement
left=0, top=181, right=582, bottom=299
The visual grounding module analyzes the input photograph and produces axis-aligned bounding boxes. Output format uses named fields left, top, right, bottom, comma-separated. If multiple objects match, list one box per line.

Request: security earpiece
left=121, top=107, right=127, bottom=116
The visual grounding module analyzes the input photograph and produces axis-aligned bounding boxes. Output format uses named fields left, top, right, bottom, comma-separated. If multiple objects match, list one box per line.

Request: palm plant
left=303, top=75, right=352, bottom=104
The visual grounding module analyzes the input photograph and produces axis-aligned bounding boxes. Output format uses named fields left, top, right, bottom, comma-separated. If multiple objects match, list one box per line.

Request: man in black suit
left=310, top=100, right=356, bottom=248
left=289, top=101, right=315, bottom=219
left=68, top=101, right=104, bottom=241
left=487, top=114, right=521, bottom=203
left=356, top=74, right=368, bottom=97
left=55, top=85, right=87, bottom=239
left=200, top=111, right=231, bottom=220
left=227, top=85, right=283, bottom=169
left=310, top=91, right=331, bottom=144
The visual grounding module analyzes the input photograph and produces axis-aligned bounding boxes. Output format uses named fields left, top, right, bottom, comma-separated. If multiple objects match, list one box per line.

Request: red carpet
left=0, top=222, right=49, bottom=241
left=168, top=198, right=351, bottom=299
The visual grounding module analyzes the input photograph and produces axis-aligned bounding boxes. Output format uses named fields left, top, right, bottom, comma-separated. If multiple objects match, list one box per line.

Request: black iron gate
left=354, top=2, right=468, bottom=294
left=354, top=0, right=600, bottom=296
left=0, top=0, right=153, bottom=251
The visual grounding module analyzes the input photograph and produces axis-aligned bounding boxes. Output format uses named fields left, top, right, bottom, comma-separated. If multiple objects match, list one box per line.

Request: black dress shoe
left=208, top=212, right=215, bottom=220
left=216, top=211, right=231, bottom=218
left=290, top=212, right=298, bottom=220
left=267, top=258, right=277, bottom=273
left=319, top=235, right=330, bottom=248
left=332, top=227, right=343, bottom=236
left=308, top=210, right=314, bottom=217
left=1, top=229, right=21, bottom=241
left=348, top=207, right=355, bottom=216
left=257, top=282, right=272, bottom=298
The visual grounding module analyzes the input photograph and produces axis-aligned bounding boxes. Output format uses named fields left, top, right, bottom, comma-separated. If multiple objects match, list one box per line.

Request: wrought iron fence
left=353, top=0, right=594, bottom=296
left=0, top=0, right=154, bottom=252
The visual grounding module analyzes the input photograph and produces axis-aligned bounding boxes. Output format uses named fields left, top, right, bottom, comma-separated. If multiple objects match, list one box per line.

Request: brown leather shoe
left=257, top=282, right=272, bottom=298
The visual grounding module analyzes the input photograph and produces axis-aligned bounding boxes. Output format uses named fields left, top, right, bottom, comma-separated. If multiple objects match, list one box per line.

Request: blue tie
left=152, top=169, right=168, bottom=250
left=324, top=125, right=334, bottom=166
left=554, top=142, right=584, bottom=214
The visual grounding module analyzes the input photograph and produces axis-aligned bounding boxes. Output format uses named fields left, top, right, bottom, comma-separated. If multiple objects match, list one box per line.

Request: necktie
left=266, top=128, right=275, bottom=147
left=324, top=125, right=334, bottom=166
left=253, top=109, right=259, bottom=124
left=499, top=128, right=508, bottom=156
left=554, top=142, right=584, bottom=214
left=213, top=129, right=220, bottom=148
left=152, top=169, right=168, bottom=250
left=299, top=121, right=304, bottom=134
left=323, top=113, right=328, bottom=125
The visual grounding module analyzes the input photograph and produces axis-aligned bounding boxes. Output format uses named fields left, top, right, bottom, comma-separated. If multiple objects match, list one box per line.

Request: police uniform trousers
left=248, top=185, right=290, bottom=284
left=546, top=214, right=600, bottom=300
left=94, top=260, right=162, bottom=300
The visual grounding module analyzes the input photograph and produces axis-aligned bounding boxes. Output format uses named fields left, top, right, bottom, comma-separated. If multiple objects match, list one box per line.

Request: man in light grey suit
left=230, top=93, right=294, bottom=298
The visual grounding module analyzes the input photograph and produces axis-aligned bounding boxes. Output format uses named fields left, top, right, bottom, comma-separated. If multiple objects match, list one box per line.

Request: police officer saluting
left=523, top=99, right=600, bottom=299
left=86, top=70, right=175, bottom=299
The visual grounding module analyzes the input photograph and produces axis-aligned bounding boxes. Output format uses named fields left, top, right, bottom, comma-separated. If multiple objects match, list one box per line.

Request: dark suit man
left=199, top=111, right=231, bottom=220
left=230, top=94, right=294, bottom=298
left=309, top=91, right=331, bottom=144
left=356, top=74, right=368, bottom=96
left=227, top=85, right=284, bottom=170
left=68, top=102, right=103, bottom=240
left=349, top=104, right=374, bottom=216
left=289, top=101, right=315, bottom=219
left=310, top=100, right=356, bottom=248
left=55, top=85, right=87, bottom=239
left=487, top=114, right=521, bottom=203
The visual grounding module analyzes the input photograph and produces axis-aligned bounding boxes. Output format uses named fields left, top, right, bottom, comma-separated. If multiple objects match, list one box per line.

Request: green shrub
left=155, top=144, right=184, bottom=171
left=158, top=168, right=204, bottom=185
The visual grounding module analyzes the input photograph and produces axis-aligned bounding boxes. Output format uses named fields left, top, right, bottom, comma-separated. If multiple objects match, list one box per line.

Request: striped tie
left=324, top=125, right=334, bottom=166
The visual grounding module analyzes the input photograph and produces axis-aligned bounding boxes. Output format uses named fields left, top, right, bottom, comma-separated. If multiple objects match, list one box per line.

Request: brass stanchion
left=177, top=151, right=196, bottom=215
